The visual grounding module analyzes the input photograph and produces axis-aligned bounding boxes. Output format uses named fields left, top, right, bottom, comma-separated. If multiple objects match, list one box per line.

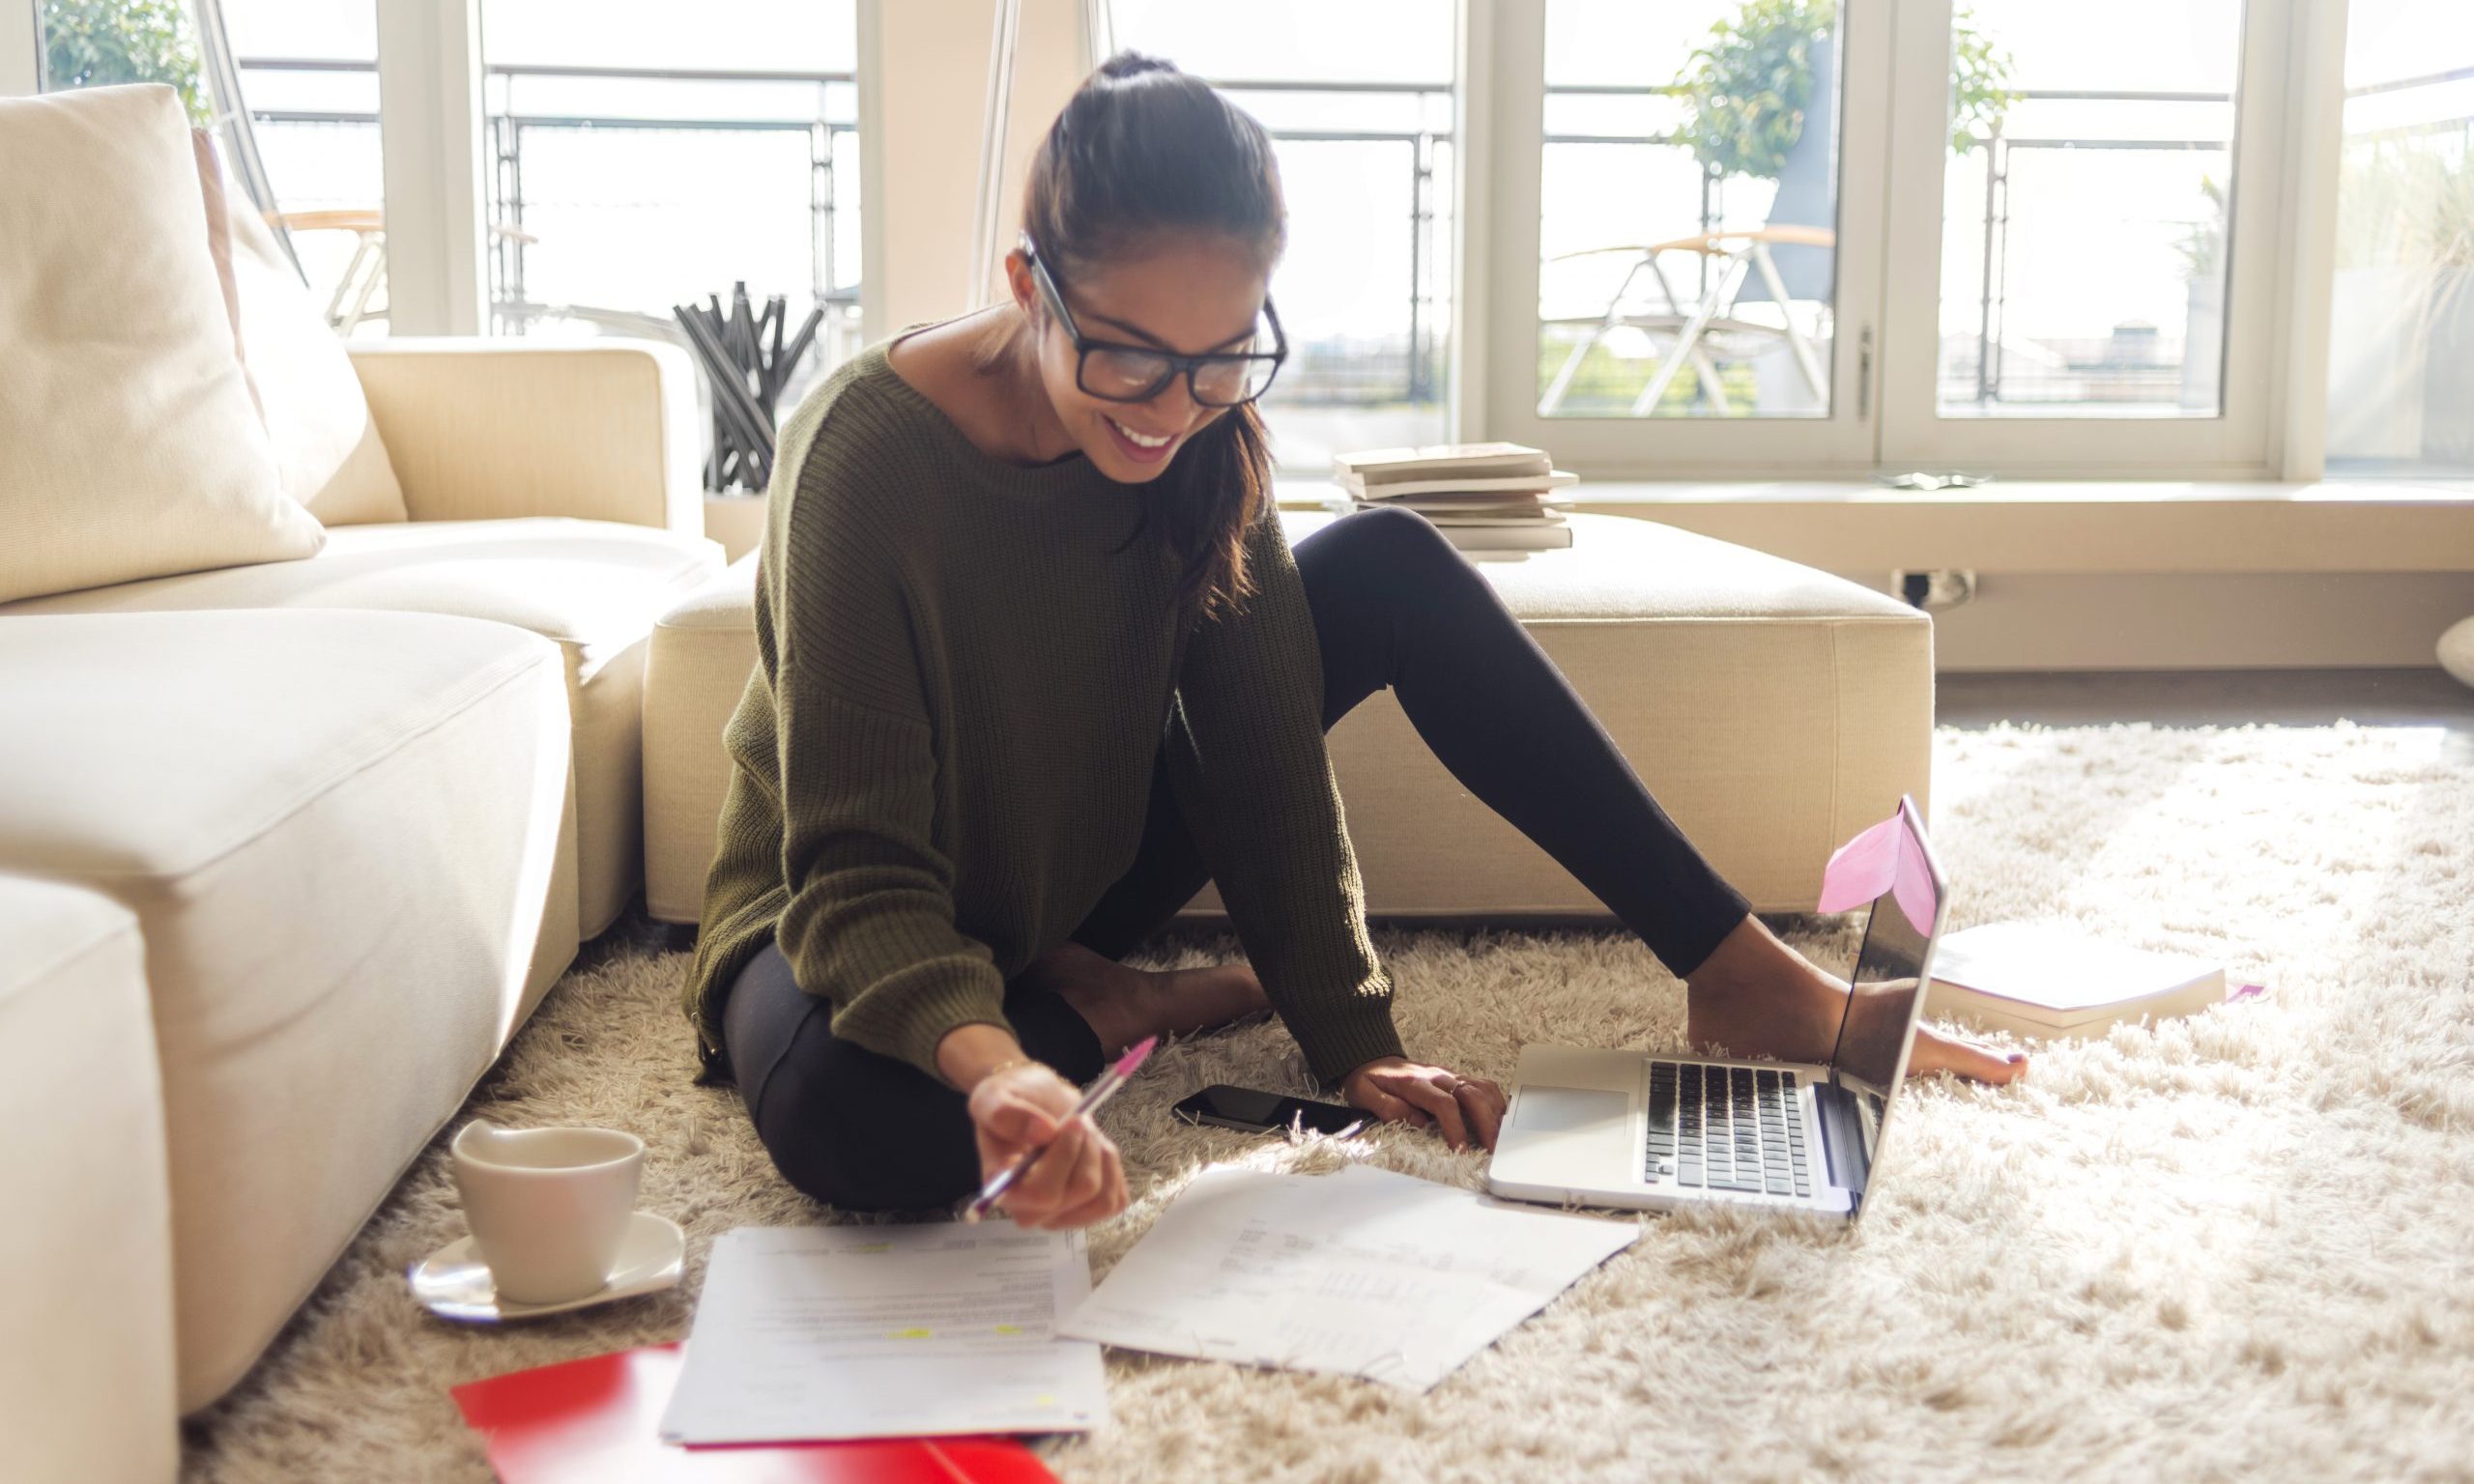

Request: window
left=2323, top=0, right=2474, bottom=479
left=1487, top=0, right=1889, bottom=472
left=1875, top=0, right=2287, bottom=476
left=1110, top=0, right=1457, bottom=472
left=1537, top=0, right=1844, bottom=422
left=478, top=0, right=862, bottom=375
left=1928, top=0, right=2242, bottom=420
left=35, top=0, right=384, bottom=329
left=218, top=1, right=384, bottom=332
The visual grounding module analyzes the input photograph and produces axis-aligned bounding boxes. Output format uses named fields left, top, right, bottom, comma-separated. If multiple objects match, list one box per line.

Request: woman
left=683, top=54, right=2023, bottom=1234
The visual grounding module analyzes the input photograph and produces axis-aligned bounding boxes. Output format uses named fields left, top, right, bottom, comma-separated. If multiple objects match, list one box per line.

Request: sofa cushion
left=222, top=158, right=410, bottom=526
left=0, top=611, right=576, bottom=1411
left=0, top=84, right=325, bottom=605
left=0, top=876, right=177, bottom=1483
left=2, top=517, right=725, bottom=935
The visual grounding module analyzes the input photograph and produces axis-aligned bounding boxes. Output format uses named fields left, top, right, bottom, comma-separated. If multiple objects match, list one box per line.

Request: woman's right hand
left=964, top=1059, right=1128, bottom=1230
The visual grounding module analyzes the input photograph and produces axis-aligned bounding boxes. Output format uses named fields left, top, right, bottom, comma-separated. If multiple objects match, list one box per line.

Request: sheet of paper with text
left=659, top=1223, right=1109, bottom=1444
left=1060, top=1164, right=1638, bottom=1392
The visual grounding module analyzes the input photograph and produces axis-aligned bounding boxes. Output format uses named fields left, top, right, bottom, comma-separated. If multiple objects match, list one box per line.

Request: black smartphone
left=1171, top=1083, right=1365, bottom=1137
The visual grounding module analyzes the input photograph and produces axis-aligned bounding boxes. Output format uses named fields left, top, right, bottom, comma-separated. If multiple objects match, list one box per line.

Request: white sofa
left=0, top=85, right=721, bottom=1476
left=643, top=508, right=1936, bottom=928
left=0, top=350, right=719, bottom=1443
left=0, top=876, right=176, bottom=1484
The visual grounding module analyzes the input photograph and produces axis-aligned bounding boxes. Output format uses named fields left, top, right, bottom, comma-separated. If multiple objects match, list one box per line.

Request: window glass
left=1933, top=0, right=2244, bottom=418
left=1111, top=1, right=1456, bottom=471
left=2324, top=0, right=2474, bottom=477
left=478, top=0, right=862, bottom=378
left=1538, top=0, right=1844, bottom=420
left=40, top=0, right=385, bottom=332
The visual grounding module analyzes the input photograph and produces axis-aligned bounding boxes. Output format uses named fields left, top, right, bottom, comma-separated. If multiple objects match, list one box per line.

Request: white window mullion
left=2, top=0, right=39, bottom=97
left=375, top=0, right=488, bottom=335
left=2270, top=0, right=2351, bottom=480
left=1451, top=0, right=1498, bottom=444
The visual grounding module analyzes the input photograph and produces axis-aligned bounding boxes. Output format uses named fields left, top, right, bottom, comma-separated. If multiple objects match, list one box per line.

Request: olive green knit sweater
left=683, top=340, right=1404, bottom=1088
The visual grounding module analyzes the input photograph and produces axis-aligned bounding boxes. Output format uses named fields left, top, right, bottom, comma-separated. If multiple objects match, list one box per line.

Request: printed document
left=658, top=1224, right=1109, bottom=1444
left=1059, top=1164, right=1637, bottom=1392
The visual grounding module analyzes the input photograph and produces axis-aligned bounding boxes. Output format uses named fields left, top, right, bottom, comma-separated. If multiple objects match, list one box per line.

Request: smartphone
left=1171, top=1084, right=1365, bottom=1137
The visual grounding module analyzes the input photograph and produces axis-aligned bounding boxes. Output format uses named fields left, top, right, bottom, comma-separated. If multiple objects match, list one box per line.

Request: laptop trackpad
left=1515, top=1086, right=1629, bottom=1135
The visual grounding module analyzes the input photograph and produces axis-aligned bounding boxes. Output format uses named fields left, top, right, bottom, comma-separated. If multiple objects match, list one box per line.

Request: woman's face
left=1008, top=232, right=1271, bottom=484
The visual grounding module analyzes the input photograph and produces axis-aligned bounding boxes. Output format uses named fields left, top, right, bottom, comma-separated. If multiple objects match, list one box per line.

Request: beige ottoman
left=641, top=510, right=1933, bottom=926
left=0, top=876, right=176, bottom=1484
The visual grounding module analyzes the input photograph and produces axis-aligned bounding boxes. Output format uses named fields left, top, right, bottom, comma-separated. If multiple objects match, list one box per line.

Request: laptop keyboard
left=1645, top=1063, right=1812, bottom=1199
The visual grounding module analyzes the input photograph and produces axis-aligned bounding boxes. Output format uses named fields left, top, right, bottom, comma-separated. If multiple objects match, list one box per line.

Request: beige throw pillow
left=218, top=158, right=410, bottom=526
left=0, top=85, right=325, bottom=605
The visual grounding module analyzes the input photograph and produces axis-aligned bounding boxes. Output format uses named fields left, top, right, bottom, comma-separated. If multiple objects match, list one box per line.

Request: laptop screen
left=1820, top=798, right=1948, bottom=1191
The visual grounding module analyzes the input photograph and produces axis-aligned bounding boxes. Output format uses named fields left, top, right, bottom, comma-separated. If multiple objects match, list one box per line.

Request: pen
left=963, top=1035, right=1158, bottom=1223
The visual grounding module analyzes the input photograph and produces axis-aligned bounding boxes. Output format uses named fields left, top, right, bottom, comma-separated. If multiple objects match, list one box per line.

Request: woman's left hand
left=1340, top=1056, right=1510, bottom=1152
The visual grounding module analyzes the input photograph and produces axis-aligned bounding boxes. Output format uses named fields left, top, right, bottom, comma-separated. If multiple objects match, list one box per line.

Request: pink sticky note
left=1818, top=811, right=1937, bottom=937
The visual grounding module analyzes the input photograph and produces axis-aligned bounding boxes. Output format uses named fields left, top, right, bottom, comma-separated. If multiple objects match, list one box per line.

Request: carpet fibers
left=182, top=722, right=2474, bottom=1482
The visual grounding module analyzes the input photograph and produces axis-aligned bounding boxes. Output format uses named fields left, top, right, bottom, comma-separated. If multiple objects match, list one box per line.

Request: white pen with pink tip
left=963, top=1035, right=1159, bottom=1223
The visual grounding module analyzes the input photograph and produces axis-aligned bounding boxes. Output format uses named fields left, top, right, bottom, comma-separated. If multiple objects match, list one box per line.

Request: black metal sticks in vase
left=673, top=284, right=824, bottom=495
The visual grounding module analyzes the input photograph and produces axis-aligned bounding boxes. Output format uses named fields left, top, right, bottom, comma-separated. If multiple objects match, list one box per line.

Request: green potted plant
left=1676, top=0, right=2015, bottom=182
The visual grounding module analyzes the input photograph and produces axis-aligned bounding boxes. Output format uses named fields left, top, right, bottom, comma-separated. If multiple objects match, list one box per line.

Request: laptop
left=1485, top=795, right=1948, bottom=1222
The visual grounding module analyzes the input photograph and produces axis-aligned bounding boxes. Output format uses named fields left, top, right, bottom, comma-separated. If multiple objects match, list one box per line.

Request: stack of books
left=1333, top=442, right=1578, bottom=553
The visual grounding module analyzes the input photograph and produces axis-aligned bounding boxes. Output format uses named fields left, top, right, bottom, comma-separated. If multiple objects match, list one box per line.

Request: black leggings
left=722, top=504, right=1753, bottom=1212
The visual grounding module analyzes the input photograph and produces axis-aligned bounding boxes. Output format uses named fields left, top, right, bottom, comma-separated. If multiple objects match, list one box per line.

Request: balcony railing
left=232, top=57, right=859, bottom=345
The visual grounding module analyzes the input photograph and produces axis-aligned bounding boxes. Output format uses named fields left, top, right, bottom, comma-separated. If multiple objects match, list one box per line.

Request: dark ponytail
left=1017, top=51, right=1288, bottom=628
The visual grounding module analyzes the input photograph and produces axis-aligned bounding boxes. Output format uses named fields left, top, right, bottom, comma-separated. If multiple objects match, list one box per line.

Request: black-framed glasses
left=1021, top=236, right=1287, bottom=408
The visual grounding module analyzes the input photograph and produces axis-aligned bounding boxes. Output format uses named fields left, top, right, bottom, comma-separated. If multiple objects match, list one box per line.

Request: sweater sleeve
left=1163, top=503, right=1406, bottom=1087
left=765, top=432, right=1013, bottom=1084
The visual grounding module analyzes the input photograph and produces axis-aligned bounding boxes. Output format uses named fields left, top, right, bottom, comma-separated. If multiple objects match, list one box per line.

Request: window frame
left=1481, top=0, right=1898, bottom=476
left=1468, top=0, right=2324, bottom=481
left=1873, top=0, right=2297, bottom=478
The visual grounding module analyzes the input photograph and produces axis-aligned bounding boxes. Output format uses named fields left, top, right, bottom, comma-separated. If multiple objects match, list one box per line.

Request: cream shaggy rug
left=183, top=722, right=2474, bottom=1482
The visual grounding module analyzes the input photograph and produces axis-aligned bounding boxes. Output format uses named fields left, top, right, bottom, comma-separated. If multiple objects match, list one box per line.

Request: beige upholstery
left=0, top=612, right=578, bottom=1412
left=643, top=552, right=765, bottom=921
left=5, top=519, right=723, bottom=935
left=0, top=877, right=176, bottom=1483
left=0, top=85, right=325, bottom=605
left=223, top=162, right=408, bottom=526
left=348, top=339, right=705, bottom=532
left=639, top=510, right=1934, bottom=927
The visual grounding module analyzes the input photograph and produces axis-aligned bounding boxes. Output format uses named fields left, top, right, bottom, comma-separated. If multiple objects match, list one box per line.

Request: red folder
left=450, top=1344, right=1060, bottom=1483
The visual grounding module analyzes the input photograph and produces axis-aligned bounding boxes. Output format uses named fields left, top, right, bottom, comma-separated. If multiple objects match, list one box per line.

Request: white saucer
left=409, top=1211, right=684, bottom=1323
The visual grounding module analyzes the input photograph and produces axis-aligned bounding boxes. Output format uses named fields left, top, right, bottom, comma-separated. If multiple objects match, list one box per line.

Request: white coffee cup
left=450, top=1121, right=645, bottom=1306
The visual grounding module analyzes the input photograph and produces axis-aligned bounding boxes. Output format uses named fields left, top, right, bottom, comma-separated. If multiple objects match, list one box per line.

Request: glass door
left=1487, top=0, right=1891, bottom=474
left=1878, top=0, right=2289, bottom=474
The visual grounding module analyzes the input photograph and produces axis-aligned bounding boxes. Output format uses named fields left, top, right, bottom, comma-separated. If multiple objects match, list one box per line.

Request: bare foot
left=1684, top=917, right=2026, bottom=1086
left=1016, top=941, right=1271, bottom=1057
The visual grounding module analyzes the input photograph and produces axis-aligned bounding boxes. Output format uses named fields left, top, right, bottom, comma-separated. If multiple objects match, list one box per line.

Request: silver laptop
left=1486, top=795, right=1948, bottom=1222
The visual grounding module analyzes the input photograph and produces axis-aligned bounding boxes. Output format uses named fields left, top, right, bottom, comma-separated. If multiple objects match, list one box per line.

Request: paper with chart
left=657, top=1223, right=1109, bottom=1444
left=1058, top=1163, right=1638, bottom=1392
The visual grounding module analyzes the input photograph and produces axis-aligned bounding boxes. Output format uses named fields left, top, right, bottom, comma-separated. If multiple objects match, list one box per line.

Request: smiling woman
left=681, top=49, right=2015, bottom=1237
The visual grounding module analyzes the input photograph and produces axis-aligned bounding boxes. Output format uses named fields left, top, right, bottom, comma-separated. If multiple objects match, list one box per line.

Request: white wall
left=862, top=0, right=1087, bottom=339
left=1856, top=572, right=2474, bottom=671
